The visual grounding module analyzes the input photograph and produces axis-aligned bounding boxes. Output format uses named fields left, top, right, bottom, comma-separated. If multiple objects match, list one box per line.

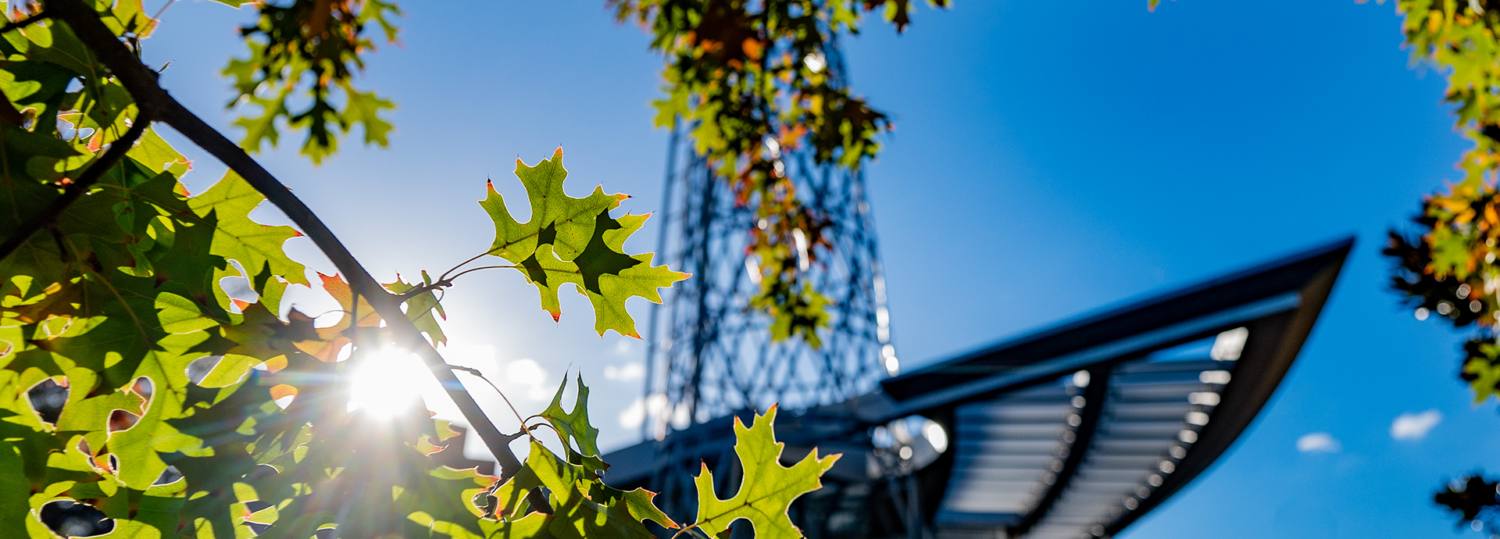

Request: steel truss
left=635, top=37, right=919, bottom=537
left=639, top=39, right=895, bottom=438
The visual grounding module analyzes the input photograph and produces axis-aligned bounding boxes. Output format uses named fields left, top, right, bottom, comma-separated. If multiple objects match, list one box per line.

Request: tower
left=639, top=39, right=896, bottom=439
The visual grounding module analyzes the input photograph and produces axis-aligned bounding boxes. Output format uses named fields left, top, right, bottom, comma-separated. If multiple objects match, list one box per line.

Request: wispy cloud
left=618, top=394, right=668, bottom=429
left=1391, top=409, right=1443, bottom=440
left=1297, top=432, right=1341, bottom=453
left=612, top=339, right=637, bottom=356
left=505, top=358, right=554, bottom=401
left=604, top=361, right=645, bottom=381
left=620, top=398, right=645, bottom=428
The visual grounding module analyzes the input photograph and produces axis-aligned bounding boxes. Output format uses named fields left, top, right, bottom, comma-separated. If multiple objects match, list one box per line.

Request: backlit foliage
left=0, top=1, right=829, bottom=537
left=607, top=0, right=945, bottom=345
left=1376, top=0, right=1500, bottom=403
left=476, top=150, right=690, bottom=338
left=219, top=0, right=945, bottom=348
left=223, top=0, right=400, bottom=163
left=1373, top=0, right=1500, bottom=530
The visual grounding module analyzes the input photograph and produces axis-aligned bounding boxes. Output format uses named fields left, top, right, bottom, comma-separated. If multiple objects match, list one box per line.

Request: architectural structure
left=607, top=239, right=1352, bottom=539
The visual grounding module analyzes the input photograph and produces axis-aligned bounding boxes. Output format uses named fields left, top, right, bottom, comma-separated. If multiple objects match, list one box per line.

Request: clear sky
left=136, top=1, right=1500, bottom=537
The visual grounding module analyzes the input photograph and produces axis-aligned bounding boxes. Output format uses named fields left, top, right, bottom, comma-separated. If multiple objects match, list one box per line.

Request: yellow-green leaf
left=694, top=405, right=839, bottom=539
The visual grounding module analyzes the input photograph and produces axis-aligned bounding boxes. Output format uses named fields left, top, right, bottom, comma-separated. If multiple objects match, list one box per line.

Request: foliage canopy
left=1369, top=0, right=1500, bottom=530
left=0, top=0, right=854, bottom=537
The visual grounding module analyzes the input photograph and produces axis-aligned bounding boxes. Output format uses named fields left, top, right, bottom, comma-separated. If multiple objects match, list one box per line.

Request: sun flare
left=348, top=347, right=427, bottom=418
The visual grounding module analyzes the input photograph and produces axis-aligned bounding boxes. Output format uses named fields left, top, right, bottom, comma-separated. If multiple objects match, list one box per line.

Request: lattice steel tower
left=639, top=39, right=897, bottom=439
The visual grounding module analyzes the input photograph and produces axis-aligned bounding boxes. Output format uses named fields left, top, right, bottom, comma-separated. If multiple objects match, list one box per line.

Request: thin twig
left=396, top=278, right=452, bottom=301
left=448, top=365, right=527, bottom=430
left=437, top=249, right=496, bottom=284
left=669, top=522, right=704, bottom=539
left=445, top=264, right=517, bottom=283
left=397, top=264, right=517, bottom=300
left=0, top=94, right=22, bottom=126
left=46, top=0, right=551, bottom=514
left=0, top=12, right=49, bottom=34
left=0, top=107, right=154, bottom=262
left=525, top=420, right=566, bottom=452
left=150, top=0, right=177, bottom=21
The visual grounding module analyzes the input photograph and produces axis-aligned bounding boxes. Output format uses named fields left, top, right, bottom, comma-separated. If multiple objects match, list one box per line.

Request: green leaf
left=187, top=171, right=308, bottom=287
left=231, top=90, right=290, bottom=154
left=127, top=128, right=192, bottom=177
left=339, top=83, right=396, bottom=147
left=479, top=148, right=626, bottom=264
left=540, top=374, right=602, bottom=463
left=155, top=292, right=219, bottom=334
left=0, top=441, right=27, bottom=530
left=1430, top=226, right=1473, bottom=279
left=584, top=213, right=689, bottom=338
left=694, top=405, right=839, bottom=539
left=480, top=150, right=688, bottom=336
left=482, top=439, right=676, bottom=539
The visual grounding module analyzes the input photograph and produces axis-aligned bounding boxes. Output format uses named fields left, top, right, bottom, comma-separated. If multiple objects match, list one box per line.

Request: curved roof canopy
left=604, top=238, right=1351, bottom=539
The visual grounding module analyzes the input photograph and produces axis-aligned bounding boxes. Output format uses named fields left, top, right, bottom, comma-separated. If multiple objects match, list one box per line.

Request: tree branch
left=0, top=107, right=155, bottom=262
left=45, top=0, right=549, bottom=512
left=0, top=94, right=24, bottom=126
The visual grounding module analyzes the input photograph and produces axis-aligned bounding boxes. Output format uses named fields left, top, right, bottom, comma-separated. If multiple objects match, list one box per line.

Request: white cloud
left=1296, top=432, right=1341, bottom=453
left=618, top=394, right=667, bottom=429
left=504, top=358, right=554, bottom=401
left=612, top=339, right=637, bottom=356
left=1391, top=409, right=1443, bottom=440
left=620, top=398, right=645, bottom=428
left=440, top=344, right=498, bottom=375
left=604, top=361, right=645, bottom=381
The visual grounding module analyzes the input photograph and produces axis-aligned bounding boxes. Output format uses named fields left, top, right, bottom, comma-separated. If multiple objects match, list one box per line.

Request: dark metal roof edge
left=871, top=291, right=1301, bottom=420
left=881, top=236, right=1355, bottom=399
left=1101, top=238, right=1353, bottom=537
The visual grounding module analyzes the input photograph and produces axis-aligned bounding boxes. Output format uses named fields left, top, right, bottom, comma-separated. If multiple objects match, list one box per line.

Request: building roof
left=603, top=238, right=1352, bottom=539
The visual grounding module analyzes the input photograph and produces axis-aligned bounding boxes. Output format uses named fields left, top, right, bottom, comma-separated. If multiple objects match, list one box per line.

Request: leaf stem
left=445, top=264, right=516, bottom=282
left=669, top=522, right=704, bottom=539
left=396, top=264, right=518, bottom=300
left=149, top=0, right=177, bottom=21
left=527, top=420, right=563, bottom=446
left=448, top=365, right=527, bottom=430
left=437, top=250, right=495, bottom=284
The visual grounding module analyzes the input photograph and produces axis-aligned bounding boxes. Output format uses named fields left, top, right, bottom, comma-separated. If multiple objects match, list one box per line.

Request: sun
left=348, top=347, right=427, bottom=419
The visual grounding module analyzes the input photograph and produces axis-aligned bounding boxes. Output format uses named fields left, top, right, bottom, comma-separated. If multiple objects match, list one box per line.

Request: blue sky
left=138, top=0, right=1500, bottom=537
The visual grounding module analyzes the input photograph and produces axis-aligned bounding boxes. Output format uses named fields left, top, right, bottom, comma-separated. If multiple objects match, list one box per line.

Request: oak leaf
left=480, top=149, right=688, bottom=337
left=694, top=405, right=839, bottom=539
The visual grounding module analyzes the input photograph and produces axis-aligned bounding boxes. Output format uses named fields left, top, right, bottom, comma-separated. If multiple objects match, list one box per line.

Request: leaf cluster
left=0, top=4, right=831, bottom=538
left=608, top=0, right=944, bottom=346
left=466, top=148, right=690, bottom=338
left=1371, top=1, right=1500, bottom=529
left=222, top=0, right=399, bottom=163
left=0, top=10, right=479, bottom=528
left=469, top=387, right=834, bottom=539
left=1375, top=0, right=1500, bottom=401
left=1434, top=473, right=1500, bottom=533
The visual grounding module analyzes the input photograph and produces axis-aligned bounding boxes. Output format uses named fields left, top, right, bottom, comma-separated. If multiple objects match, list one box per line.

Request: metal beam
left=873, top=292, right=1300, bottom=422
left=1008, top=364, right=1113, bottom=538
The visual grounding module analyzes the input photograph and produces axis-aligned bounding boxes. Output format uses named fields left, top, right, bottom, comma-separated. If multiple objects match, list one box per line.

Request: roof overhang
left=603, top=238, right=1352, bottom=539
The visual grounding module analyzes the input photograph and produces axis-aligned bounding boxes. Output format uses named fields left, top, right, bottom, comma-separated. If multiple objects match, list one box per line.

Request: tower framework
left=640, top=41, right=896, bottom=439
